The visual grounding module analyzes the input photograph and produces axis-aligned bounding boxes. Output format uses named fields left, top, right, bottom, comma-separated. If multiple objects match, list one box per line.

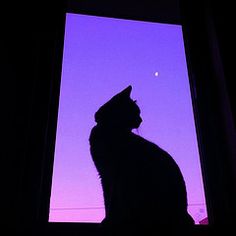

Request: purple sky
left=49, top=13, right=207, bottom=224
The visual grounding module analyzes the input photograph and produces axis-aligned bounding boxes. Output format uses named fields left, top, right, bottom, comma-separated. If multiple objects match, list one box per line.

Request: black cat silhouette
left=89, top=86, right=194, bottom=234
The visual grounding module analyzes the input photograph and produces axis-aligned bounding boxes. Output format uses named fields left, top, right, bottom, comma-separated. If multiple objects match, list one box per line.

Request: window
left=49, top=13, right=207, bottom=224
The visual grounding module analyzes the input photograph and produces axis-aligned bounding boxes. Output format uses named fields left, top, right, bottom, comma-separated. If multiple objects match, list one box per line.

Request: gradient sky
left=49, top=13, right=207, bottom=224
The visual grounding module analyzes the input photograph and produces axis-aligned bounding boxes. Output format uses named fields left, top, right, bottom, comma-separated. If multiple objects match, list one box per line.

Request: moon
left=154, top=71, right=159, bottom=77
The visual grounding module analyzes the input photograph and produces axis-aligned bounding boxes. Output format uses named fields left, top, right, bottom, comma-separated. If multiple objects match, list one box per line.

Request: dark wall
left=6, top=0, right=235, bottom=235
left=5, top=1, right=66, bottom=234
left=211, top=2, right=235, bottom=123
left=181, top=0, right=236, bottom=225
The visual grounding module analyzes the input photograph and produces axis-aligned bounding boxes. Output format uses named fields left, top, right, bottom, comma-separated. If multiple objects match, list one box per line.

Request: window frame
left=40, top=1, right=235, bottom=234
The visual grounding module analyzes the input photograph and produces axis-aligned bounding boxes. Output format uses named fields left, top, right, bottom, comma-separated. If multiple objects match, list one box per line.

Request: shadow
left=89, top=86, right=194, bottom=235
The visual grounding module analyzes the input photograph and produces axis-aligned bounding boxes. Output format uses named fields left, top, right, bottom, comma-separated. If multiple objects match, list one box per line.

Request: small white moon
left=154, top=72, right=159, bottom=77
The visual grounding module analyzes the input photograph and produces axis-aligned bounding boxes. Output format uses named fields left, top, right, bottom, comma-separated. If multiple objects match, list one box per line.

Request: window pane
left=49, top=13, right=208, bottom=224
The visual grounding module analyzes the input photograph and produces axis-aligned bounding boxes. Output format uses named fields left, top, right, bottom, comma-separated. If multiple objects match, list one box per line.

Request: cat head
left=95, top=86, right=142, bottom=130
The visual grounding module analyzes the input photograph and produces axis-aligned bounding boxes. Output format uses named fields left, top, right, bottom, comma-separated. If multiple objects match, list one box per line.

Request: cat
left=89, top=86, right=194, bottom=234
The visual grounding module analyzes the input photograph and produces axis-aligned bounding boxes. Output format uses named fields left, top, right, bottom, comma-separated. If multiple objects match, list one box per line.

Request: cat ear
left=120, top=85, right=132, bottom=97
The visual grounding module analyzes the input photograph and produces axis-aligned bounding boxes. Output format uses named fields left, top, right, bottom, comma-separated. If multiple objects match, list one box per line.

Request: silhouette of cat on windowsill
left=89, top=86, right=194, bottom=235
